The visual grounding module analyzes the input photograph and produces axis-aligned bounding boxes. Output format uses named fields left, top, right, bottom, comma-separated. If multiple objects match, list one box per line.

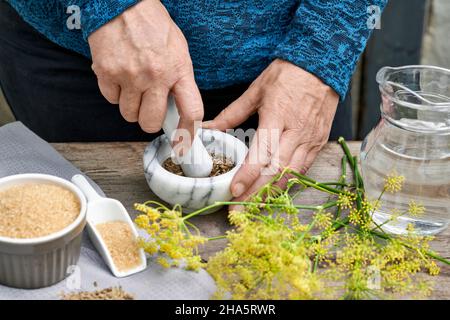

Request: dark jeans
left=0, top=1, right=352, bottom=142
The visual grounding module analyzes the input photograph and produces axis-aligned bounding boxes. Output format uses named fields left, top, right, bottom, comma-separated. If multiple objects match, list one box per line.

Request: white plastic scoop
left=71, top=174, right=147, bottom=278
left=163, top=95, right=213, bottom=177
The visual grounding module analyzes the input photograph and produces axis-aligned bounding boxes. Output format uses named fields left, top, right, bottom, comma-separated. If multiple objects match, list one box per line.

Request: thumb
left=203, top=88, right=258, bottom=131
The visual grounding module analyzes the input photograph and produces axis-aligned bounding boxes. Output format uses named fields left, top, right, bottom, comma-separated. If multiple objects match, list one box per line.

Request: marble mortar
left=143, top=129, right=248, bottom=213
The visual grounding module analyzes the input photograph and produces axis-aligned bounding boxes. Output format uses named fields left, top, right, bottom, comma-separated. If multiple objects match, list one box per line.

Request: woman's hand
left=88, top=0, right=203, bottom=137
left=203, top=59, right=339, bottom=204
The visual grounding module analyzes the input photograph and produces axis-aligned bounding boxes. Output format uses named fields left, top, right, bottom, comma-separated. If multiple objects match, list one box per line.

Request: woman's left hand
left=203, top=59, right=339, bottom=205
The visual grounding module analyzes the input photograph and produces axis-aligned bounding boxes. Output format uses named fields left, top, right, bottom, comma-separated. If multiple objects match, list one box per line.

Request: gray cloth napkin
left=0, top=122, right=216, bottom=300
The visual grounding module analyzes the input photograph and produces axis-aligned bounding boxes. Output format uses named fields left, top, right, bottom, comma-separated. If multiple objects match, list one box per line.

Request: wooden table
left=53, top=141, right=449, bottom=299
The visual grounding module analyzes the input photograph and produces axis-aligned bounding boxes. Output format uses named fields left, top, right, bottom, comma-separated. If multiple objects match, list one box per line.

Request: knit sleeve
left=80, top=0, right=140, bottom=40
left=273, top=0, right=388, bottom=100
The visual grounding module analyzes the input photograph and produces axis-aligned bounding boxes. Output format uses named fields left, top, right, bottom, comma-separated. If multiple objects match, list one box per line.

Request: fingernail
left=232, top=183, right=246, bottom=198
left=202, top=121, right=213, bottom=128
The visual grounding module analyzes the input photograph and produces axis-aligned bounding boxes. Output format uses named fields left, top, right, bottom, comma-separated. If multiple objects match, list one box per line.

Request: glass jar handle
left=385, top=80, right=450, bottom=107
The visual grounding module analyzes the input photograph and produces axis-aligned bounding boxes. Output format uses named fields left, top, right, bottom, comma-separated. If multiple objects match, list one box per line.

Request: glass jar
left=361, top=65, right=450, bottom=236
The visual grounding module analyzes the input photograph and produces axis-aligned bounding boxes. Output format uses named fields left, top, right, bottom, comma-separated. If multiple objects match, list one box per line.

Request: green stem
left=182, top=203, right=223, bottom=220
left=423, top=251, right=450, bottom=266
left=368, top=189, right=391, bottom=235
left=218, top=201, right=337, bottom=211
left=289, top=175, right=347, bottom=195
left=370, top=230, right=450, bottom=266
left=351, top=154, right=387, bottom=235
left=208, top=235, right=227, bottom=241
left=340, top=156, right=347, bottom=181
left=143, top=200, right=170, bottom=211
left=180, top=221, right=192, bottom=236
left=335, top=156, right=347, bottom=219
left=338, top=137, right=364, bottom=188
left=338, top=137, right=356, bottom=167
left=295, top=217, right=318, bottom=245
left=318, top=201, right=338, bottom=210
left=321, top=182, right=352, bottom=187
left=331, top=219, right=450, bottom=266
left=312, top=254, right=320, bottom=273
left=372, top=208, right=410, bottom=230
left=278, top=168, right=349, bottom=195
left=352, top=156, right=363, bottom=210
left=182, top=199, right=338, bottom=222
left=331, top=217, right=350, bottom=232
left=353, top=156, right=364, bottom=189
left=185, top=220, right=201, bottom=236
left=291, top=188, right=305, bottom=201
left=348, top=154, right=385, bottom=234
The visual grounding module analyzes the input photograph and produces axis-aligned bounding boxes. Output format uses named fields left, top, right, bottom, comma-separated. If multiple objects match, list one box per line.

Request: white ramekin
left=0, top=174, right=87, bottom=289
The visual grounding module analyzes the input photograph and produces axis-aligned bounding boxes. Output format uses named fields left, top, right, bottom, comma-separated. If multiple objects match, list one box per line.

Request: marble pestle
left=162, top=96, right=213, bottom=178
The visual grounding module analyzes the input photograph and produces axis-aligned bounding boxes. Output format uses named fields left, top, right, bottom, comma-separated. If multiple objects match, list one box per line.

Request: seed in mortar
left=95, top=221, right=141, bottom=272
left=0, top=183, right=80, bottom=239
left=163, top=153, right=235, bottom=177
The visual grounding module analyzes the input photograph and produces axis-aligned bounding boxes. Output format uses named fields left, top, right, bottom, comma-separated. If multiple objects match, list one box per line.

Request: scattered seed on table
left=61, top=286, right=134, bottom=300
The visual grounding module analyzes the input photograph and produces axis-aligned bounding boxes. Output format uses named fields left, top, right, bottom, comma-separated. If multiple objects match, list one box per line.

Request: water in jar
left=361, top=119, right=450, bottom=236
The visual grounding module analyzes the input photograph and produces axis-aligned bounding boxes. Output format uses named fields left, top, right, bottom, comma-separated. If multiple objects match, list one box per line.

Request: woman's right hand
left=88, top=0, right=203, bottom=138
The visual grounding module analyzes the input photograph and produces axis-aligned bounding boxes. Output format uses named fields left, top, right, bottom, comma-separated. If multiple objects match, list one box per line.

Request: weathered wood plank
left=52, top=141, right=449, bottom=299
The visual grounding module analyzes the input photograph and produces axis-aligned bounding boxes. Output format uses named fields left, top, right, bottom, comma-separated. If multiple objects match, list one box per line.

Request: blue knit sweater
left=6, top=0, right=387, bottom=99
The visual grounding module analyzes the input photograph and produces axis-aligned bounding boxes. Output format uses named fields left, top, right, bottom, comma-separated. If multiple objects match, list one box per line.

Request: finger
left=119, top=87, right=141, bottom=122
left=301, top=145, right=322, bottom=173
left=138, top=88, right=169, bottom=133
left=274, top=144, right=310, bottom=190
left=266, top=130, right=302, bottom=176
left=259, top=131, right=302, bottom=189
left=172, top=74, right=204, bottom=143
left=231, top=131, right=301, bottom=207
left=229, top=173, right=273, bottom=211
left=202, top=87, right=258, bottom=131
left=230, top=113, right=283, bottom=198
left=97, top=78, right=120, bottom=104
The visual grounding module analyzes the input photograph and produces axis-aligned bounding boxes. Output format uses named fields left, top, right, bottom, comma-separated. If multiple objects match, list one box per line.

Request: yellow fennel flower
left=408, top=200, right=425, bottom=217
left=134, top=214, right=150, bottom=229
left=157, top=257, right=171, bottom=268
left=314, top=211, right=333, bottom=230
left=337, top=193, right=356, bottom=209
left=383, top=173, right=405, bottom=193
left=134, top=202, right=207, bottom=271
